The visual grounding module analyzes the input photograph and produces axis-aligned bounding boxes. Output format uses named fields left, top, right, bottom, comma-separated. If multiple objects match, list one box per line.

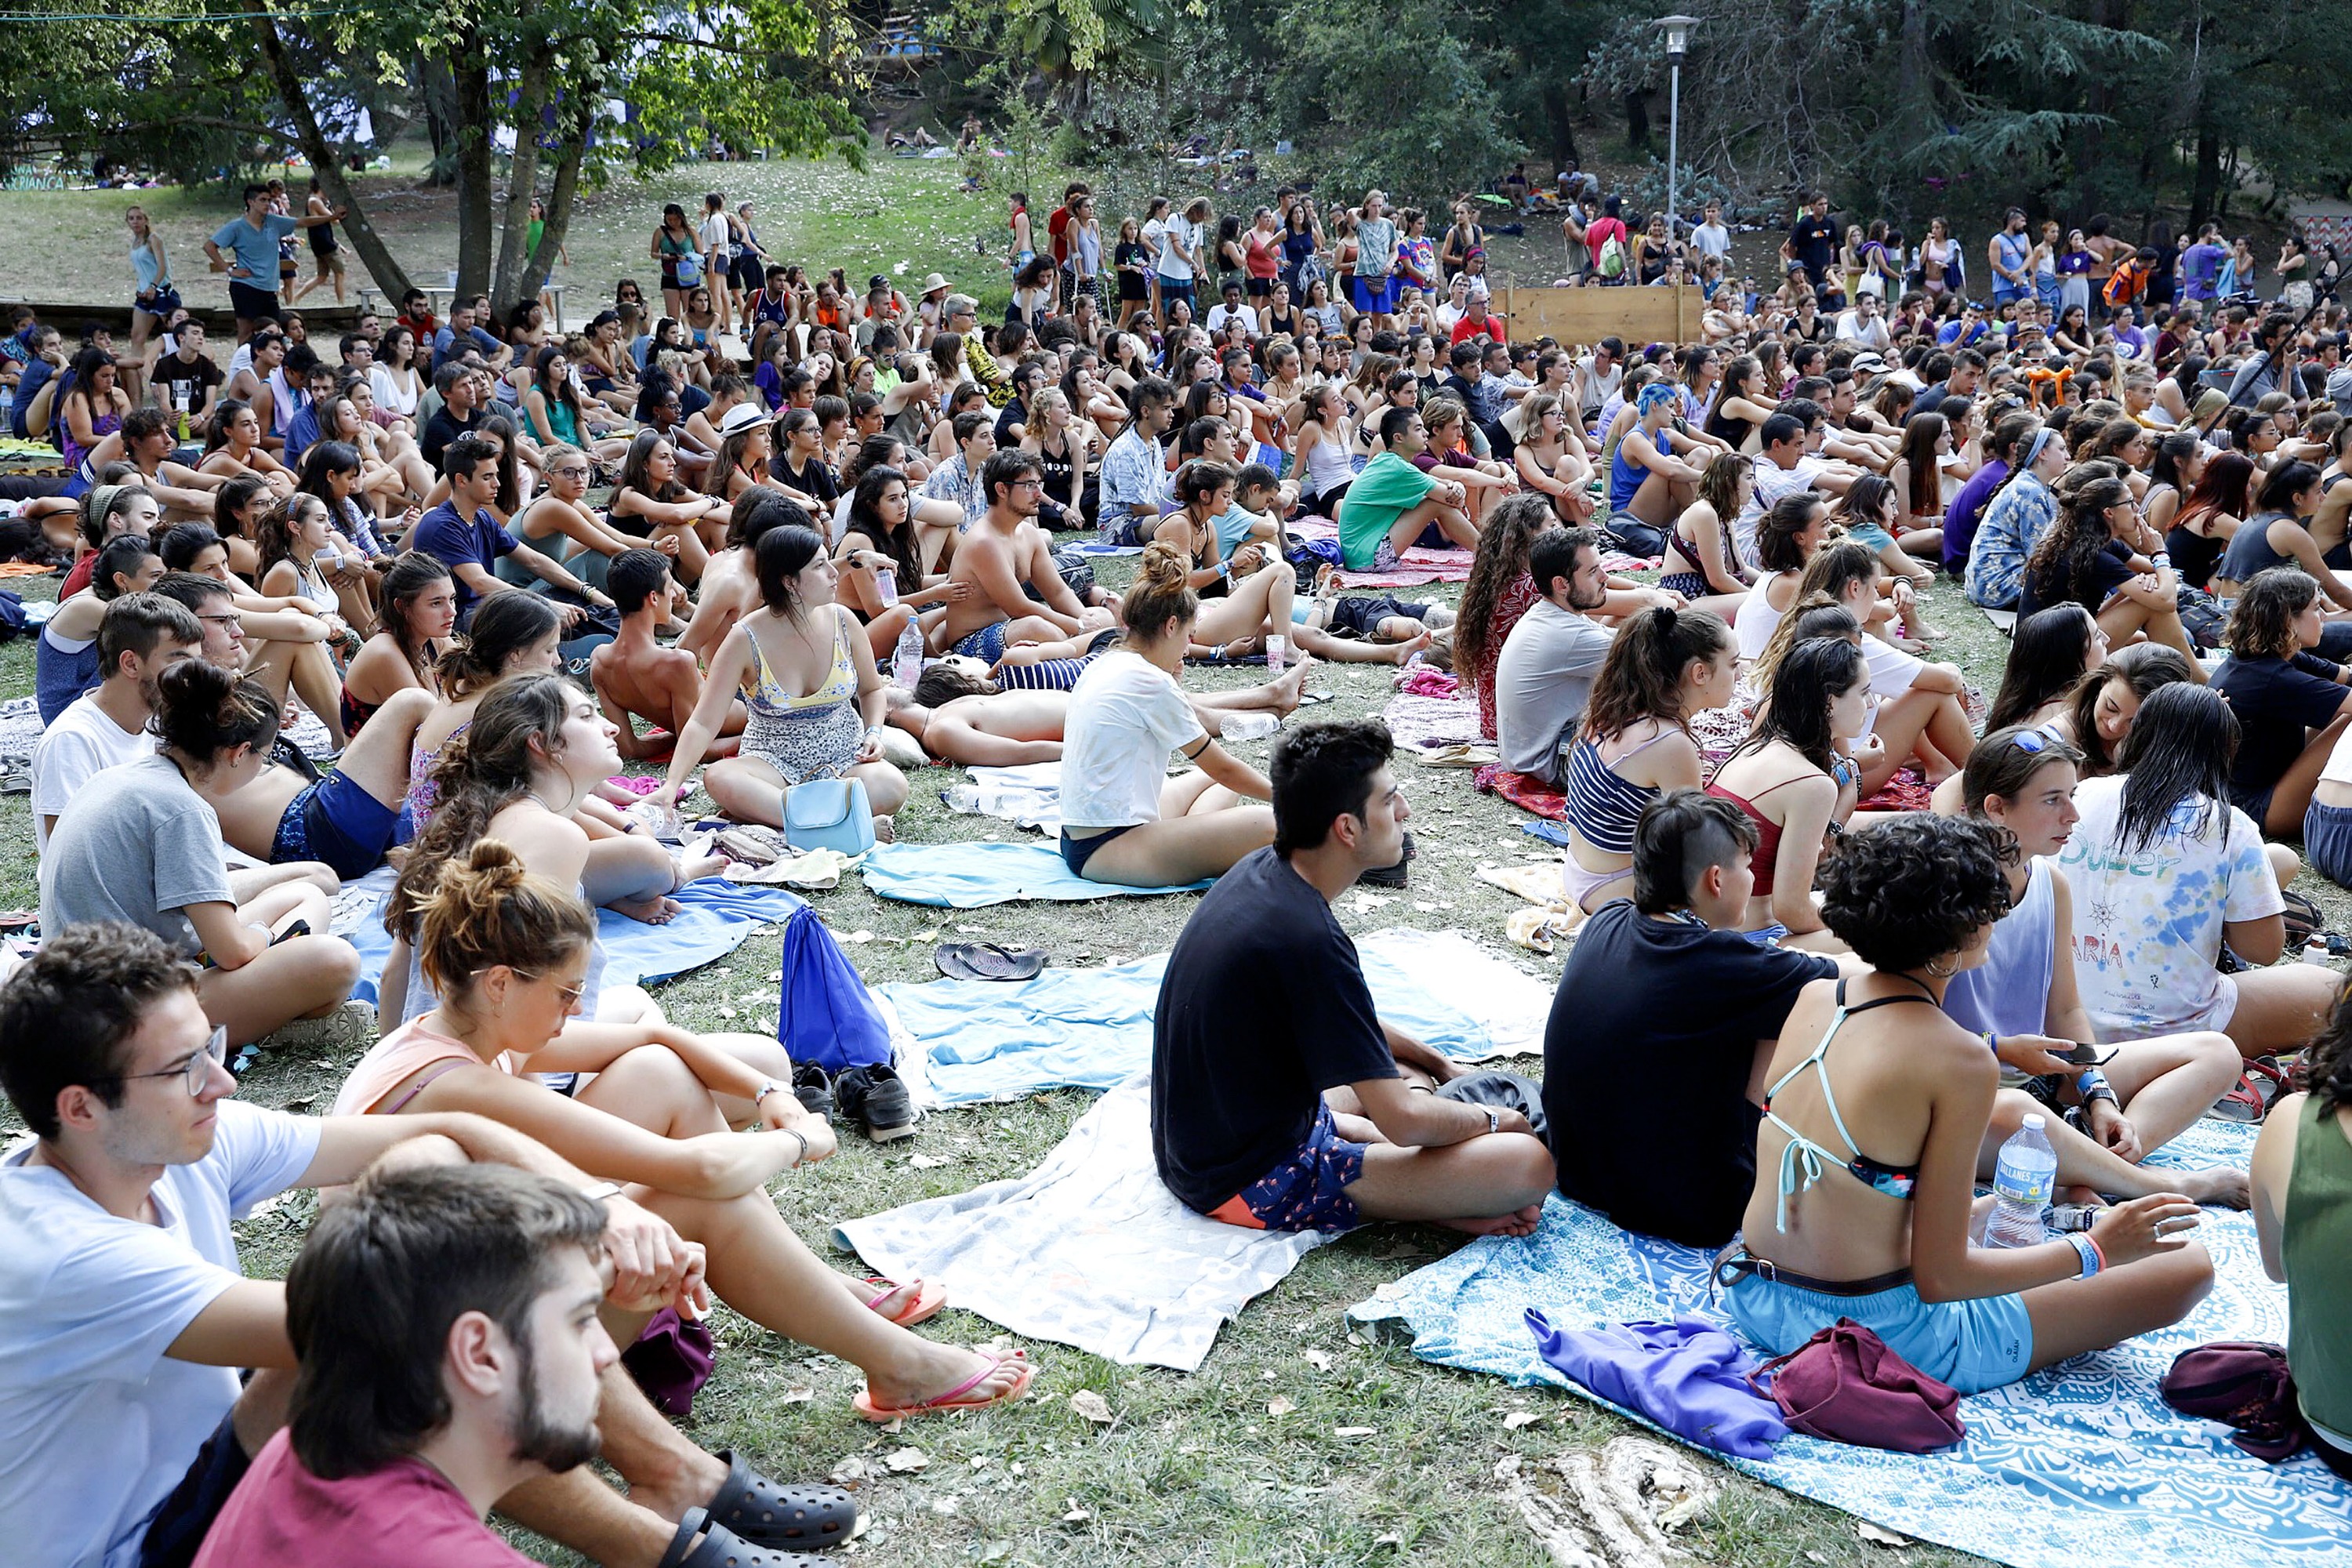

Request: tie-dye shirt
left=2056, top=774, right=2282, bottom=1039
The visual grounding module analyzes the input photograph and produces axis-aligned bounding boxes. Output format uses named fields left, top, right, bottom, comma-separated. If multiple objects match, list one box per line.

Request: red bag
left=1749, top=1318, right=1967, bottom=1452
left=2161, top=1341, right=2308, bottom=1461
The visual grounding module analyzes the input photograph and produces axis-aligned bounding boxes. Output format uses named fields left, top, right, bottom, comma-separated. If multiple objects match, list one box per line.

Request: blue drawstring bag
left=775, top=904, right=893, bottom=1073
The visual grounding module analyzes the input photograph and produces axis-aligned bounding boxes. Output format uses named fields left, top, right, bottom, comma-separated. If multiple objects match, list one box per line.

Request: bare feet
left=612, top=892, right=684, bottom=924
left=1438, top=1203, right=1544, bottom=1239
left=1266, top=652, right=1317, bottom=713
left=2172, top=1164, right=2252, bottom=1210
left=677, top=843, right=731, bottom=884
left=1382, top=630, right=1436, bottom=665
left=873, top=814, right=895, bottom=844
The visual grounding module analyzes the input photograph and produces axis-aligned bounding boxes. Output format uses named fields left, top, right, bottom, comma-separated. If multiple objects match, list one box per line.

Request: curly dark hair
left=2302, top=982, right=2352, bottom=1114
left=1817, top=814, right=2016, bottom=973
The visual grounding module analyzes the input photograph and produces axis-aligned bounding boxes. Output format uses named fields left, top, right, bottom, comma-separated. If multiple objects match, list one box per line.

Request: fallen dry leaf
left=1069, top=1389, right=1114, bottom=1425
left=1856, top=1522, right=1911, bottom=1548
left=883, top=1446, right=929, bottom=1473
left=1303, top=1348, right=1334, bottom=1371
left=778, top=1386, right=814, bottom=1404
left=1502, top=1410, right=1542, bottom=1430
left=1267, top=1396, right=1296, bottom=1417
left=908, top=1152, right=950, bottom=1169
left=1061, top=1499, right=1091, bottom=1523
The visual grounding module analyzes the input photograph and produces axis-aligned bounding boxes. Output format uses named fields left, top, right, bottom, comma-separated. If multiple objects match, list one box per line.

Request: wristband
left=2076, top=1068, right=2117, bottom=1105
left=1486, top=1108, right=1501, bottom=1135
left=753, top=1079, right=788, bottom=1106
left=785, top=1129, right=809, bottom=1167
left=2067, top=1232, right=2102, bottom=1279
left=1981, top=1030, right=1999, bottom=1054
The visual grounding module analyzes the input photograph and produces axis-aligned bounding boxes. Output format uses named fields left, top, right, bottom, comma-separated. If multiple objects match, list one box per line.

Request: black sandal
left=705, top=1451, right=859, bottom=1550
left=657, top=1506, right=837, bottom=1568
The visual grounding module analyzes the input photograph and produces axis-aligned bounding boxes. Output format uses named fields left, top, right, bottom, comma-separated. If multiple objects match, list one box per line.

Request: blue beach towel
left=1348, top=1120, right=2348, bottom=1568
left=342, top=876, right=804, bottom=1006
left=859, top=840, right=1211, bottom=907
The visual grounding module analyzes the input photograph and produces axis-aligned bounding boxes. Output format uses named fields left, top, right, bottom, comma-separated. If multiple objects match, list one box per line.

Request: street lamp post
left=1654, top=16, right=1698, bottom=245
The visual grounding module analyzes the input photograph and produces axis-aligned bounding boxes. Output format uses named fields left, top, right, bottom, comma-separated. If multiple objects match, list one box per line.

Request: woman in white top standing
left=699, top=192, right=735, bottom=337
left=1059, top=545, right=1274, bottom=886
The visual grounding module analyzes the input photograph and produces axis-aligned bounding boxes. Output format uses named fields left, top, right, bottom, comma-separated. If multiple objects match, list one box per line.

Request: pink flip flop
left=859, top=1275, right=946, bottom=1327
left=852, top=1349, right=1033, bottom=1422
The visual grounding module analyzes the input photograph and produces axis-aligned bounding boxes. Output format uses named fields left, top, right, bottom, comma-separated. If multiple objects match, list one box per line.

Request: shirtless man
left=592, top=549, right=744, bottom=760
left=677, top=488, right=807, bottom=667
left=935, top=450, right=1114, bottom=661
left=890, top=652, right=1312, bottom=764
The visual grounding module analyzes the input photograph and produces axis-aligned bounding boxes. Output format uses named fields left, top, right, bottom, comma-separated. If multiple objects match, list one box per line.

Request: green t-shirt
left=1337, top=450, right=1436, bottom=568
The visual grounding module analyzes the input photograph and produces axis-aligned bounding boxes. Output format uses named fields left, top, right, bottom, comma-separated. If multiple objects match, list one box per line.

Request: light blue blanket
left=860, top=840, right=1210, bottom=908
left=1348, top=1119, right=2350, bottom=1568
left=881, top=928, right=1550, bottom=1105
left=339, top=875, right=804, bottom=1006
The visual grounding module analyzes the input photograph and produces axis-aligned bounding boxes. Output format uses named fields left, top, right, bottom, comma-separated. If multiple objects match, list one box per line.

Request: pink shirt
left=330, top=1016, right=523, bottom=1116
left=192, top=1429, right=532, bottom=1567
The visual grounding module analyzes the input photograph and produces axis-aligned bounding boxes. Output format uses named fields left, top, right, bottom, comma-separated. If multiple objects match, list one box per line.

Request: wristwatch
left=1485, top=1109, right=1501, bottom=1135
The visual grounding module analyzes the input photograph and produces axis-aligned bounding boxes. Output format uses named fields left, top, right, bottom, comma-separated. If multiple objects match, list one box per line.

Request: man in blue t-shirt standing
left=2180, top=223, right=2230, bottom=303
left=205, top=183, right=343, bottom=343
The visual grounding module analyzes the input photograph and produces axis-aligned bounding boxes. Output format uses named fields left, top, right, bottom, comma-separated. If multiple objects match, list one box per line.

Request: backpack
left=1599, top=228, right=1628, bottom=280
left=2160, top=1341, right=2308, bottom=1461
left=775, top=904, right=895, bottom=1074
left=2103, top=261, right=2147, bottom=309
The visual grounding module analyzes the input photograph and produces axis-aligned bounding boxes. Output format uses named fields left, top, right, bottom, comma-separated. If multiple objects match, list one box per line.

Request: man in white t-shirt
left=1735, top=402, right=1859, bottom=569
left=1834, top=292, right=1893, bottom=350
left=31, top=594, right=197, bottom=853
left=1494, top=528, right=1615, bottom=782
left=1690, top=202, right=1731, bottom=263
left=0, top=923, right=810, bottom=1568
left=1571, top=337, right=1624, bottom=423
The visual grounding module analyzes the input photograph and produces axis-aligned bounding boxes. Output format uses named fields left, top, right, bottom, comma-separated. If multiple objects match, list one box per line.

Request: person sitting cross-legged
left=1545, top=789, right=1846, bottom=1247
left=591, top=549, right=745, bottom=764
left=1152, top=718, right=1556, bottom=1236
left=190, top=1164, right=859, bottom=1567
left=0, top=922, right=840, bottom=1568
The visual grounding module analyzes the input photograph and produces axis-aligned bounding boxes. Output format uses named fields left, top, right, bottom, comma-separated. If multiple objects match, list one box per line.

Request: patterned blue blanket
left=1348, top=1120, right=2352, bottom=1568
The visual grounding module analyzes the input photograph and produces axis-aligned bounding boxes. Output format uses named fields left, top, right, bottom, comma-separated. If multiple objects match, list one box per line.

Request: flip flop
left=859, top=1274, right=947, bottom=1327
left=852, top=1348, right=1033, bottom=1422
left=1413, top=743, right=1497, bottom=768
left=935, top=941, right=1046, bottom=982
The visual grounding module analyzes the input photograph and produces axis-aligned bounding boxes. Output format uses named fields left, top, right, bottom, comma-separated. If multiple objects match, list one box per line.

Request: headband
left=85, top=483, right=123, bottom=523
left=2023, top=427, right=2061, bottom=470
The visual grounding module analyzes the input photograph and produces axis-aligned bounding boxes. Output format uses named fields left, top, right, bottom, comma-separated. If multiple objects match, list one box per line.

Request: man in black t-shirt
left=154, top=320, right=225, bottom=428
left=1544, top=789, right=1839, bottom=1247
left=1788, top=193, right=1840, bottom=300
left=1151, top=720, right=1555, bottom=1235
left=419, top=361, right=484, bottom=474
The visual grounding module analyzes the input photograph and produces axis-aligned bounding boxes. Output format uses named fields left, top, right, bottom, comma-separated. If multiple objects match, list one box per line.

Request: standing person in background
left=125, top=205, right=179, bottom=368
left=205, top=183, right=342, bottom=343
left=1988, top=208, right=2034, bottom=310
left=1352, top=190, right=1400, bottom=332
left=699, top=193, right=735, bottom=337
left=289, top=177, right=347, bottom=306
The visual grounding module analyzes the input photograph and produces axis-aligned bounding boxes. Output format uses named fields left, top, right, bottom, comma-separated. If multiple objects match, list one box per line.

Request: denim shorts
left=1725, top=1269, right=2034, bottom=1394
left=2308, top=800, right=2352, bottom=887
left=1206, top=1102, right=1371, bottom=1234
left=271, top=769, right=399, bottom=881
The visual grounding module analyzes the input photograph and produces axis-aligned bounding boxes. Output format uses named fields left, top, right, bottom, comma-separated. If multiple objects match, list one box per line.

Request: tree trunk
left=241, top=0, right=415, bottom=299
left=2188, top=120, right=2220, bottom=231
left=452, top=49, right=495, bottom=302
left=1624, top=89, right=1649, bottom=151
left=516, top=102, right=590, bottom=314
left=489, top=46, right=553, bottom=317
left=1538, top=82, right=1581, bottom=169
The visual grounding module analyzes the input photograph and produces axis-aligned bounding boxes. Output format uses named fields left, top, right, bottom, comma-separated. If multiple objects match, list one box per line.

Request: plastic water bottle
left=943, top=782, right=982, bottom=813
left=1983, top=1115, right=2059, bottom=1249
left=1265, top=633, right=1287, bottom=675
left=874, top=566, right=898, bottom=606
left=1221, top=710, right=1280, bottom=741
left=891, top=619, right=925, bottom=689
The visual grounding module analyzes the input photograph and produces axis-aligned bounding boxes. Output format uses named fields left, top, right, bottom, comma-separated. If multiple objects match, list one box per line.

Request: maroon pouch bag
left=2161, top=1341, right=2309, bottom=1461
left=1748, top=1317, right=1967, bottom=1452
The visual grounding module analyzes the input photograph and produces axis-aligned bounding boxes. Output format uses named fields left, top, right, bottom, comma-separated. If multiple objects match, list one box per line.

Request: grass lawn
left=2, top=158, right=2328, bottom=1568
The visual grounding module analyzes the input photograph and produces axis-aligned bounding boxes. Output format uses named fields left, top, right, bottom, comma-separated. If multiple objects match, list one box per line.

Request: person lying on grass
left=1152, top=717, right=1556, bottom=1237
left=340, top=837, right=1034, bottom=1428
left=891, top=651, right=1312, bottom=767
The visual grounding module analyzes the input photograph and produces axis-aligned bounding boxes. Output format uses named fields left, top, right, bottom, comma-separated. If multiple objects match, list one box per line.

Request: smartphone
left=269, top=916, right=312, bottom=946
left=2063, top=1041, right=2118, bottom=1066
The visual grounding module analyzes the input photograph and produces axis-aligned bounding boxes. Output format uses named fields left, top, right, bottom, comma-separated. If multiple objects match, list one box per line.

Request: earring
left=1925, top=954, right=1958, bottom=980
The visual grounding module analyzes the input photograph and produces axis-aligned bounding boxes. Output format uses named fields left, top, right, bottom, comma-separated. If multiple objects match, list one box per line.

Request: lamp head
left=1655, top=13, right=1699, bottom=56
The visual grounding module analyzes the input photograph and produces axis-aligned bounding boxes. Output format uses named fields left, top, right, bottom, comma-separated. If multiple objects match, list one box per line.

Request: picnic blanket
left=1346, top=1120, right=2352, bottom=1568
left=1287, top=515, right=1474, bottom=587
left=333, top=869, right=804, bottom=1006
left=834, top=1076, right=1327, bottom=1372
left=1381, top=688, right=1485, bottom=751
left=859, top=840, right=1210, bottom=907
left=878, top=926, right=1551, bottom=1106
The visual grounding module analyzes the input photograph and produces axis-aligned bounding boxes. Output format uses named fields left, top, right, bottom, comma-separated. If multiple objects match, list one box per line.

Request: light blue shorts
left=1726, top=1270, right=2034, bottom=1394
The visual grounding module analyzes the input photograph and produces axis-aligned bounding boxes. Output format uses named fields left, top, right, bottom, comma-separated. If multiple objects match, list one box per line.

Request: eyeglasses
left=119, top=1025, right=228, bottom=1096
left=517, top=971, right=590, bottom=1007
left=197, top=612, right=241, bottom=628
